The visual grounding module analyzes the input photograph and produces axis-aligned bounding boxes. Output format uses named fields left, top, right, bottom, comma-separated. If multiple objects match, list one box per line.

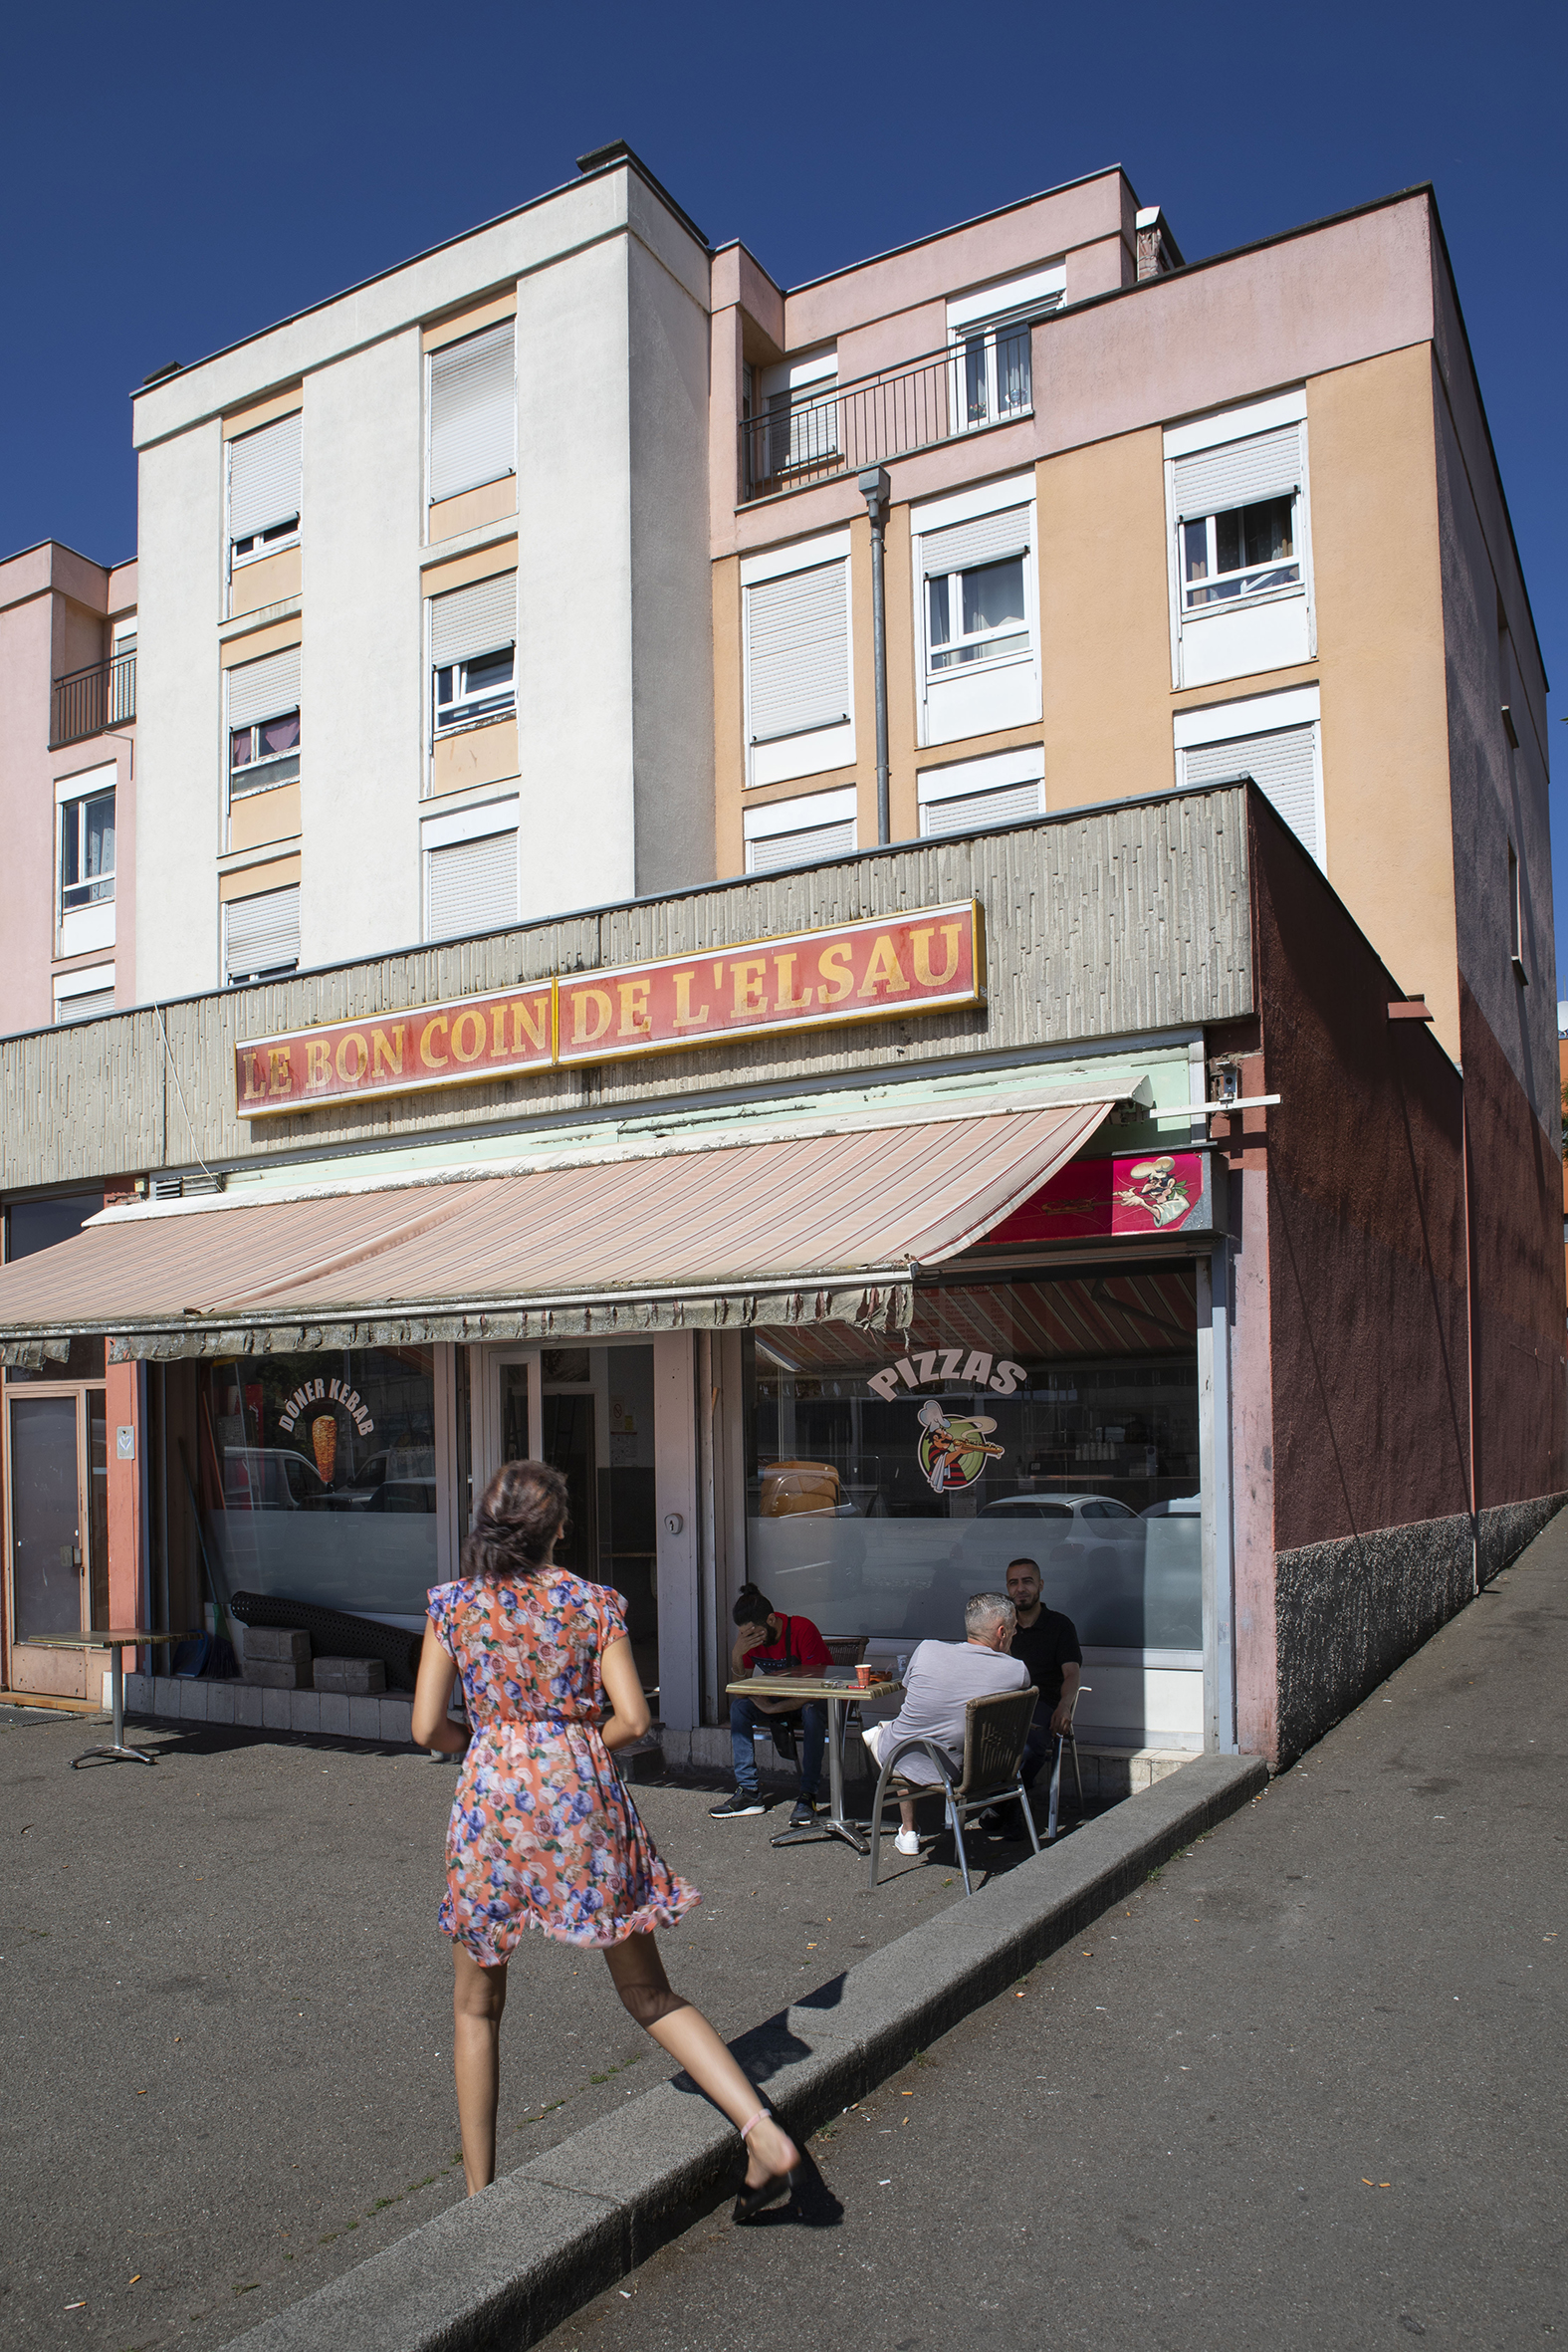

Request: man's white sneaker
left=894, top=1827, right=921, bottom=1857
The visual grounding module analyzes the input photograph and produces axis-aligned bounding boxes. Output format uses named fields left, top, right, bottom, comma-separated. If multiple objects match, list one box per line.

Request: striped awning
left=0, top=1099, right=1114, bottom=1365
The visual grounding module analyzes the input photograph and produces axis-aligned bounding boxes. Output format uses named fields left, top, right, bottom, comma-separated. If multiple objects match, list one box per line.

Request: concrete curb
left=233, top=1752, right=1265, bottom=2352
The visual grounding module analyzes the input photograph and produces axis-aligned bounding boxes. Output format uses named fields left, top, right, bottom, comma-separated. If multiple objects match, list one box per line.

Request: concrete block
left=154, top=1675, right=180, bottom=1718
left=291, top=1691, right=321, bottom=1734
left=245, top=1626, right=311, bottom=1665
left=178, top=1679, right=209, bottom=1723
left=318, top=1692, right=350, bottom=1737
left=243, top=1659, right=310, bottom=1690
left=314, top=1655, right=385, bottom=1695
left=126, top=1673, right=151, bottom=1713
left=235, top=1683, right=265, bottom=1728
left=348, top=1696, right=381, bottom=1743
left=262, top=1685, right=291, bottom=1731
left=379, top=1698, right=414, bottom=1745
left=206, top=1684, right=236, bottom=1727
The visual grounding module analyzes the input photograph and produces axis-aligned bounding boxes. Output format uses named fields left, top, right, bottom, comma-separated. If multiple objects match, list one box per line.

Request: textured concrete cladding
left=128, top=164, right=709, bottom=446
left=0, top=792, right=1250, bottom=1189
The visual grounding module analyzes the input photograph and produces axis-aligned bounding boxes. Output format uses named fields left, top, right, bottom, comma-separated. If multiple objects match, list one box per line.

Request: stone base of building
left=1273, top=1492, right=1566, bottom=1765
left=662, top=1723, right=1192, bottom=1807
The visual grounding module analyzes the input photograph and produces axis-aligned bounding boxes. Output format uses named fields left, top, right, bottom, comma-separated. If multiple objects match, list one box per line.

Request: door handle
left=59, top=1543, right=75, bottom=1570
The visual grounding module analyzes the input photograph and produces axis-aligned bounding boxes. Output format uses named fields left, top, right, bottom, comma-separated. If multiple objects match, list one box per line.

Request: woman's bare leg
left=452, top=1944, right=508, bottom=2194
left=603, top=1933, right=797, bottom=2189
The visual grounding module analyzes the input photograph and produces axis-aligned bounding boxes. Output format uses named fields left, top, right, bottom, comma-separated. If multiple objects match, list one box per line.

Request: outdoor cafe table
left=26, top=1630, right=188, bottom=1767
left=726, top=1672, right=903, bottom=1855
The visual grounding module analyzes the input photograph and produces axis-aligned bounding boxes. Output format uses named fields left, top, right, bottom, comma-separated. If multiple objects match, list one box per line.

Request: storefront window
left=202, top=1346, right=438, bottom=1620
left=744, top=1271, right=1202, bottom=1652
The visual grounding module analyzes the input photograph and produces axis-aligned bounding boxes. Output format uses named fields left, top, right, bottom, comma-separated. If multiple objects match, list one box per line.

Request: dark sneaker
left=789, top=1797, right=818, bottom=1828
left=709, top=1790, right=767, bottom=1818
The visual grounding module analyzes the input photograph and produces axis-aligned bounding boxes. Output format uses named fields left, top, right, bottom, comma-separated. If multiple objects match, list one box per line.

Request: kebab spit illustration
left=311, top=1413, right=338, bottom=1488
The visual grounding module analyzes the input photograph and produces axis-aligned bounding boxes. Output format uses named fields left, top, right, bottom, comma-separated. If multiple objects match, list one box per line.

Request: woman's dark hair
left=733, top=1583, right=776, bottom=1629
left=462, top=1460, right=570, bottom=1583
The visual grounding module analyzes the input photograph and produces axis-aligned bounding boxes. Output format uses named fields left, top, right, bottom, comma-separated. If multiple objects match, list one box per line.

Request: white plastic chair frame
left=1043, top=1680, right=1091, bottom=1844
left=867, top=1685, right=1040, bottom=1895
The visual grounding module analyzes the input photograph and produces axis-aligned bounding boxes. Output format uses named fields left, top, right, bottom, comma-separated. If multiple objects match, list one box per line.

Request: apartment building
left=0, top=541, right=136, bottom=1029
left=128, top=143, right=715, bottom=1002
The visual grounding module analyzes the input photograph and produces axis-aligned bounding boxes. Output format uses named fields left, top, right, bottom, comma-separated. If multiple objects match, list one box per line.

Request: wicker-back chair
left=867, top=1685, right=1040, bottom=1894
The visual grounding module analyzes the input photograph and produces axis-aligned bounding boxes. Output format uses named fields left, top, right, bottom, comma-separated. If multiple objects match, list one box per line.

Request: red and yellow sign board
left=236, top=982, right=554, bottom=1117
left=235, top=901, right=984, bottom=1118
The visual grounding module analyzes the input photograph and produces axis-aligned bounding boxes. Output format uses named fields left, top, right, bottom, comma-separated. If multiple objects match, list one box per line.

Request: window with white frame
left=912, top=479, right=1039, bottom=748
left=225, top=884, right=301, bottom=985
left=742, top=533, right=853, bottom=788
left=757, top=349, right=839, bottom=482
left=227, top=645, right=301, bottom=801
left=430, top=573, right=517, bottom=738
left=60, top=784, right=115, bottom=913
left=917, top=745, right=1044, bottom=837
left=1175, top=688, right=1323, bottom=866
left=422, top=799, right=520, bottom=940
left=428, top=321, right=516, bottom=506
left=946, top=266, right=1062, bottom=434
left=228, top=412, right=302, bottom=569
left=1165, top=394, right=1312, bottom=689
left=743, top=787, right=857, bottom=874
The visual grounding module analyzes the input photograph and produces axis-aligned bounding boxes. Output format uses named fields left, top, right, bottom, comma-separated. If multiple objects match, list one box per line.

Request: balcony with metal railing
left=739, top=322, right=1037, bottom=504
left=50, top=650, right=135, bottom=749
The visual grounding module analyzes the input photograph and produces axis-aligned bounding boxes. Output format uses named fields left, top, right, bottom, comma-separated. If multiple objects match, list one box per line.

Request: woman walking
left=411, top=1459, right=798, bottom=2217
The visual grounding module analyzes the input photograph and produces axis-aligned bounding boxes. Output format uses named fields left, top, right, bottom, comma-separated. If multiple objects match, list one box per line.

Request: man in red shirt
left=711, top=1581, right=833, bottom=1827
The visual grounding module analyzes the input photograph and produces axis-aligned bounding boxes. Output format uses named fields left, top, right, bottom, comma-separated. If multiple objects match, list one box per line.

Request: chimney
left=1135, top=206, right=1183, bottom=283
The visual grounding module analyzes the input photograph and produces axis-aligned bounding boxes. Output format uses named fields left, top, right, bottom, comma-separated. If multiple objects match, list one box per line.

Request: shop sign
left=234, top=902, right=982, bottom=1117
left=986, top=1149, right=1213, bottom=1245
left=236, top=981, right=554, bottom=1118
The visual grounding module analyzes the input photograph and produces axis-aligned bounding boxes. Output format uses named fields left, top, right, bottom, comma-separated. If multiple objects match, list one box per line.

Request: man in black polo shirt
left=1005, top=1554, right=1082, bottom=1791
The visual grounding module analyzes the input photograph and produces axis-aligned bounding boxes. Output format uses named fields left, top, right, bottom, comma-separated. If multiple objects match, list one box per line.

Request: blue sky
left=3, top=0, right=1562, bottom=967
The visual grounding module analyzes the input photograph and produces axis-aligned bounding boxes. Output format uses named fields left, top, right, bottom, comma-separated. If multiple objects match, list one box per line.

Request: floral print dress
left=427, top=1569, right=699, bottom=1961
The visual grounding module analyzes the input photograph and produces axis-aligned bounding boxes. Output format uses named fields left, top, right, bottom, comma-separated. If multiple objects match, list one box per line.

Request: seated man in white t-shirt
left=862, top=1592, right=1029, bottom=1856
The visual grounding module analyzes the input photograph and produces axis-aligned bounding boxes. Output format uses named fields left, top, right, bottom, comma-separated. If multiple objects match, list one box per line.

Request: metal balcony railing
left=51, top=650, right=135, bottom=748
left=739, top=322, right=1037, bottom=503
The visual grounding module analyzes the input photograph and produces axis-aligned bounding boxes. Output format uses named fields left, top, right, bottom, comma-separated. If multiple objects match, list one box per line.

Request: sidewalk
left=536, top=1515, right=1568, bottom=2352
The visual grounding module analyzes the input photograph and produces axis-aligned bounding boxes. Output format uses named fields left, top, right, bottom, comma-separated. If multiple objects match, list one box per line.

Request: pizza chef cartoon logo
left=916, top=1397, right=1006, bottom=1495
left=1113, top=1156, right=1193, bottom=1229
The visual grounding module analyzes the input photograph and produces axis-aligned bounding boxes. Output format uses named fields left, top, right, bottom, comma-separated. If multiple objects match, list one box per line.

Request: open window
left=1165, top=395, right=1312, bottom=688
left=56, top=766, right=116, bottom=958
left=755, top=348, right=839, bottom=488
left=430, top=574, right=517, bottom=738
left=912, top=479, right=1039, bottom=748
left=227, top=646, right=301, bottom=802
left=228, top=413, right=302, bottom=570
left=946, top=266, right=1061, bottom=434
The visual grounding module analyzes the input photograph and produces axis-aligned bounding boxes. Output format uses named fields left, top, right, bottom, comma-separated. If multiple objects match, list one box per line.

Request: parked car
left=344, top=1450, right=438, bottom=1514
left=222, top=1446, right=339, bottom=1511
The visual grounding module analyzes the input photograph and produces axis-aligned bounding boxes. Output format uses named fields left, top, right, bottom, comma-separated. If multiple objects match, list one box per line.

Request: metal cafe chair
left=1043, top=1681, right=1092, bottom=1843
left=867, top=1686, right=1039, bottom=1895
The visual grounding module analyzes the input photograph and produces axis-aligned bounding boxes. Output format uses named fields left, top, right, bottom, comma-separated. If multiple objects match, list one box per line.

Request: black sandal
left=733, top=2107, right=797, bottom=2223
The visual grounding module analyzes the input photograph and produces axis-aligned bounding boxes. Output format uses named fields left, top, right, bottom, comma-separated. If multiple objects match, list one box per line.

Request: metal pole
left=858, top=466, right=891, bottom=844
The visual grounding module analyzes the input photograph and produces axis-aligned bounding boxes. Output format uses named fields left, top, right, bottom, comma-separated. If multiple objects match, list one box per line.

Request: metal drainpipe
left=858, top=466, right=892, bottom=844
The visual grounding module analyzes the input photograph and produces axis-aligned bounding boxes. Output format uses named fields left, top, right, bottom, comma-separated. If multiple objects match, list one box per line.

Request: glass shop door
left=478, top=1343, right=660, bottom=1699
left=4, top=1384, right=108, bottom=1699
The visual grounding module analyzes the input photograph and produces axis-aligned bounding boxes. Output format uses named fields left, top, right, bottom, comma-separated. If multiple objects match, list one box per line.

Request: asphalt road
left=541, top=1524, right=1568, bottom=2352
left=0, top=1699, right=1041, bottom=2352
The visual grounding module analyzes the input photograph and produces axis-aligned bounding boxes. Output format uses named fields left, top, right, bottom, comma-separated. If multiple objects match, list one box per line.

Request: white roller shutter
left=430, top=573, right=518, bottom=667
left=746, top=562, right=849, bottom=744
left=225, top=885, right=301, bottom=981
left=919, top=504, right=1031, bottom=578
left=227, top=645, right=301, bottom=730
left=229, top=414, right=302, bottom=542
left=429, top=322, right=516, bottom=503
left=1173, top=424, right=1301, bottom=522
left=55, top=987, right=116, bottom=1024
left=746, top=817, right=856, bottom=873
left=1183, top=724, right=1319, bottom=859
left=919, top=778, right=1044, bottom=836
left=427, top=830, right=518, bottom=940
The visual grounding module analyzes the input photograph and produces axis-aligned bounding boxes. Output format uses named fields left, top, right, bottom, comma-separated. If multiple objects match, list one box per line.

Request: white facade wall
left=129, top=163, right=714, bottom=998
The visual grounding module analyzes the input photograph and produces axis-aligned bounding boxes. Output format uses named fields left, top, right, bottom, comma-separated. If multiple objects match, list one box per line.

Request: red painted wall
left=1242, top=793, right=1473, bottom=1551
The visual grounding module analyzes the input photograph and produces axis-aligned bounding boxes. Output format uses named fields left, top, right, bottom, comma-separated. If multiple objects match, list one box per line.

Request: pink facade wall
left=0, top=543, right=135, bottom=1039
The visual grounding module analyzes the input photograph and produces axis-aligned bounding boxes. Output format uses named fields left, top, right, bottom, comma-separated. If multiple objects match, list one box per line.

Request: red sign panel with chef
left=986, top=1149, right=1212, bottom=1245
